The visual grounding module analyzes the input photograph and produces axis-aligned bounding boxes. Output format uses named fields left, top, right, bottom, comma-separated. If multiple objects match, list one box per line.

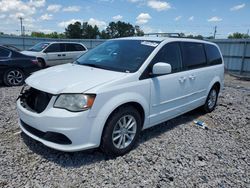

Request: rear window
left=181, top=42, right=207, bottom=69
left=205, top=44, right=222, bottom=65
left=0, top=48, right=10, bottom=57
left=66, top=43, right=86, bottom=52
left=75, top=44, right=86, bottom=51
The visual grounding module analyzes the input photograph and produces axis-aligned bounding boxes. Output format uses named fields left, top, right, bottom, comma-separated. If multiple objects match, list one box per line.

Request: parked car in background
left=0, top=45, right=40, bottom=86
left=17, top=37, right=224, bottom=156
left=21, top=42, right=88, bottom=68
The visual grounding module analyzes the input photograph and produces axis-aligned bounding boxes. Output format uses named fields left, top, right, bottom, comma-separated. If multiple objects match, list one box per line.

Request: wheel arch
left=207, top=76, right=222, bottom=96
left=88, top=92, right=149, bottom=147
left=104, top=101, right=145, bottom=128
left=37, top=57, right=46, bottom=67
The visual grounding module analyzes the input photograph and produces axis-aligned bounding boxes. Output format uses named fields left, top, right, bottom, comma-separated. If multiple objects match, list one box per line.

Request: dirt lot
left=0, top=74, right=249, bottom=188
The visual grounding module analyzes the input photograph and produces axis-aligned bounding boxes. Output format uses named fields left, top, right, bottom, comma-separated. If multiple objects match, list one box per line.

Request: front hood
left=21, top=51, right=39, bottom=56
left=25, top=63, right=127, bottom=94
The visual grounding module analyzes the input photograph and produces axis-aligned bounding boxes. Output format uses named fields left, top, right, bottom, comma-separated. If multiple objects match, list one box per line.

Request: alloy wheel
left=208, top=89, right=217, bottom=109
left=112, top=115, right=137, bottom=149
left=7, top=70, right=24, bottom=86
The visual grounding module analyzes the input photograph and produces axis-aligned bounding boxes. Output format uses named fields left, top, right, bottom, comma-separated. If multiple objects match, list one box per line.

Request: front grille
left=21, top=120, right=72, bottom=145
left=20, top=86, right=52, bottom=113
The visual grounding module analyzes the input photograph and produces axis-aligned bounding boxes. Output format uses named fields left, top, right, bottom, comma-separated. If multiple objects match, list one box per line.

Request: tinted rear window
left=65, top=44, right=86, bottom=52
left=205, top=44, right=222, bottom=65
left=0, top=48, right=10, bottom=57
left=181, top=42, right=207, bottom=69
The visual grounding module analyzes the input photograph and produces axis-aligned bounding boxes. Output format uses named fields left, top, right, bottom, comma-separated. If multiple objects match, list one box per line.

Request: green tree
left=47, top=32, right=59, bottom=38
left=134, top=25, right=144, bottom=36
left=179, top=33, right=185, bottom=37
left=100, top=30, right=110, bottom=39
left=206, top=36, right=214, bottom=39
left=65, top=21, right=82, bottom=39
left=31, top=31, right=65, bottom=38
left=186, top=34, right=204, bottom=40
left=228, top=32, right=250, bottom=39
left=82, top=22, right=100, bottom=39
left=105, top=21, right=135, bottom=38
left=31, top=32, right=46, bottom=38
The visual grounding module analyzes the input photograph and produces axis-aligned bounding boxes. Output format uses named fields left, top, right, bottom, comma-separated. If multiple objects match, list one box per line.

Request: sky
left=0, top=0, right=249, bottom=38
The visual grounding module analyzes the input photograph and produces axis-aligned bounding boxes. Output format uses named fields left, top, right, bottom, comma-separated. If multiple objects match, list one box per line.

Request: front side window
left=151, top=42, right=182, bottom=73
left=28, top=42, right=49, bottom=52
left=75, top=40, right=160, bottom=72
left=0, top=48, right=10, bottom=58
left=181, top=42, right=207, bottom=69
left=44, top=43, right=61, bottom=53
left=205, top=44, right=222, bottom=65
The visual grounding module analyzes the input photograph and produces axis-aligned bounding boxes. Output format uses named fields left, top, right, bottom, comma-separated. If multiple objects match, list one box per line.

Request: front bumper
left=17, top=98, right=102, bottom=152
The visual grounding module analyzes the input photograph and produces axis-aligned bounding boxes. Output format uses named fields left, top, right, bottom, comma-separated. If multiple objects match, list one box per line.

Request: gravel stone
left=0, top=74, right=249, bottom=187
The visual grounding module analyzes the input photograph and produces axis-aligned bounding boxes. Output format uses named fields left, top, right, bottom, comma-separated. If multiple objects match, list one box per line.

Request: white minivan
left=22, top=42, right=87, bottom=67
left=17, top=37, right=224, bottom=156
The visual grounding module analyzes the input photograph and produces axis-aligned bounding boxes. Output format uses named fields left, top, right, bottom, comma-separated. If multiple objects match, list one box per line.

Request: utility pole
left=18, top=17, right=24, bottom=36
left=18, top=17, right=25, bottom=50
left=213, top=26, right=217, bottom=39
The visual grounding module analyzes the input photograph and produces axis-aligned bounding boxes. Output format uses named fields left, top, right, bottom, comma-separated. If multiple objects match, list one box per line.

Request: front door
left=44, top=43, right=64, bottom=66
left=149, top=42, right=190, bottom=126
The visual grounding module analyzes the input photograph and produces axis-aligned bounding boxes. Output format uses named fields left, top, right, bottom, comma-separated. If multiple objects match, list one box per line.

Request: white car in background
left=22, top=42, right=87, bottom=68
left=17, top=37, right=224, bottom=156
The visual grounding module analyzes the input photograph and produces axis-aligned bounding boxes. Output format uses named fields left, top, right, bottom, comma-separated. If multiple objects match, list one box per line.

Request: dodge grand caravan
left=17, top=37, right=224, bottom=156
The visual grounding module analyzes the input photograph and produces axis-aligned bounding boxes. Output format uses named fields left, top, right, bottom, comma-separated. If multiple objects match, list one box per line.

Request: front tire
left=3, top=68, right=25, bottom=86
left=101, top=106, right=142, bottom=156
left=37, top=58, right=46, bottom=68
left=203, top=87, right=219, bottom=113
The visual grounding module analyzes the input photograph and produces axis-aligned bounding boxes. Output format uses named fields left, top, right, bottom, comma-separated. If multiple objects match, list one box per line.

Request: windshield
left=28, top=42, right=50, bottom=52
left=75, top=40, right=160, bottom=72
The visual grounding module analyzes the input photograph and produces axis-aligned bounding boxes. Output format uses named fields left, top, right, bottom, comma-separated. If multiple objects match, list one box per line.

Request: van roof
left=44, top=41, right=83, bottom=44
left=113, top=36, right=216, bottom=45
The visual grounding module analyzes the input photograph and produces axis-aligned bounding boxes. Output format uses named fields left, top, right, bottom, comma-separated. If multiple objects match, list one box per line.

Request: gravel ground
left=0, top=74, right=249, bottom=188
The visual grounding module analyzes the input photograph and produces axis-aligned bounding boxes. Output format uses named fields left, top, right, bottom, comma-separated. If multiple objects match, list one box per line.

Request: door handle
left=62, top=54, right=66, bottom=56
left=57, top=54, right=61, bottom=57
left=189, top=75, right=196, bottom=80
left=178, top=77, right=187, bottom=83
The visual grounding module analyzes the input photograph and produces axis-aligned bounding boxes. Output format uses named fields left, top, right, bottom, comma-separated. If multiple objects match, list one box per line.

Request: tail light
left=31, top=59, right=38, bottom=65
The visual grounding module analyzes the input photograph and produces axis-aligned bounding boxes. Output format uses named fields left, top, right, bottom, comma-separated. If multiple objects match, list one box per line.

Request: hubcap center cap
left=121, top=128, right=127, bottom=134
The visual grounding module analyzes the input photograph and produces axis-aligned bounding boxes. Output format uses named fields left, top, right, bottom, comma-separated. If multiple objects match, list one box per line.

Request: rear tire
left=3, top=68, right=25, bottom=86
left=101, top=106, right=142, bottom=156
left=203, top=87, right=219, bottom=113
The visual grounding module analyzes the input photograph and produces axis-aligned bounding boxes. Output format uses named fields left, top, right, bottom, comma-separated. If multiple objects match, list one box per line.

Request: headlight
left=54, top=94, right=96, bottom=112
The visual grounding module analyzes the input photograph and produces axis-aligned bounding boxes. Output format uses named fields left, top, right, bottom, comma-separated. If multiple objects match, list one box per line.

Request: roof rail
left=144, top=33, right=181, bottom=37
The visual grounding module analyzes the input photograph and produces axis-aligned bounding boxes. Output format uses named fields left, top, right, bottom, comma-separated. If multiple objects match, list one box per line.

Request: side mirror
left=152, top=62, right=172, bottom=76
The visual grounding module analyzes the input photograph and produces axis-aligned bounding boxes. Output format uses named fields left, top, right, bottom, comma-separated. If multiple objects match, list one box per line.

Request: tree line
left=31, top=21, right=144, bottom=39
left=0, top=20, right=249, bottom=39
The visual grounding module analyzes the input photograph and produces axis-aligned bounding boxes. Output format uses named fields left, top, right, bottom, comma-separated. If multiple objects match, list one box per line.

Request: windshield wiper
left=81, top=63, right=105, bottom=69
left=75, top=61, right=124, bottom=72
